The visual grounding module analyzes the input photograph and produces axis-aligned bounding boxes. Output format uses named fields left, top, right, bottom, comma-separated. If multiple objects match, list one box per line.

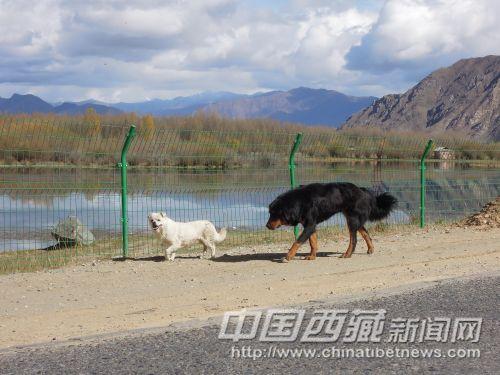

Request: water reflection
left=1, top=163, right=498, bottom=252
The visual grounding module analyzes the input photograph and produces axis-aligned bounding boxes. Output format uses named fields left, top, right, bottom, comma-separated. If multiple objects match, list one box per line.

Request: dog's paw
left=339, top=253, right=351, bottom=258
left=280, top=256, right=290, bottom=263
left=304, top=255, right=316, bottom=260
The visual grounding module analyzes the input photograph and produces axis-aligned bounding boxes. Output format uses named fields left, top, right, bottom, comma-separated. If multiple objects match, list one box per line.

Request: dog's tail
left=214, top=227, right=227, bottom=242
left=369, top=192, right=398, bottom=221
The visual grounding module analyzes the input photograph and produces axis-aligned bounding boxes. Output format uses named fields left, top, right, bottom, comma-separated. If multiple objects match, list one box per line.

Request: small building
left=433, top=146, right=455, bottom=160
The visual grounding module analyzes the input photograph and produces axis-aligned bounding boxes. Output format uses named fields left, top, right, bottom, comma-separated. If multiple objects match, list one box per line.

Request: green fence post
left=420, top=139, right=434, bottom=228
left=289, top=133, right=303, bottom=239
left=119, top=125, right=136, bottom=258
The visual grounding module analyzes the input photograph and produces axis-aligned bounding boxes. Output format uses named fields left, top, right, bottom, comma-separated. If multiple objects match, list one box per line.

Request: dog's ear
left=160, top=212, right=166, bottom=218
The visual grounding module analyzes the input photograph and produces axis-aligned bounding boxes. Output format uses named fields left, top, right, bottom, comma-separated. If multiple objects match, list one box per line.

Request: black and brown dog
left=266, top=182, right=397, bottom=261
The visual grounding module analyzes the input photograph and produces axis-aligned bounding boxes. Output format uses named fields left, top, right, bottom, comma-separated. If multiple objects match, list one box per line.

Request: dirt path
left=1, top=226, right=499, bottom=349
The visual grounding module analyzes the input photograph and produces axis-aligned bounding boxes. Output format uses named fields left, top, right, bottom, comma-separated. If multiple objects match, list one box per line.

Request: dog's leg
left=359, top=226, right=374, bottom=254
left=284, top=242, right=301, bottom=262
left=165, top=244, right=180, bottom=261
left=199, top=239, right=214, bottom=259
left=208, top=242, right=216, bottom=259
left=284, top=224, right=316, bottom=262
left=341, top=218, right=359, bottom=258
left=198, top=239, right=208, bottom=259
left=305, top=232, right=318, bottom=260
left=340, top=229, right=356, bottom=258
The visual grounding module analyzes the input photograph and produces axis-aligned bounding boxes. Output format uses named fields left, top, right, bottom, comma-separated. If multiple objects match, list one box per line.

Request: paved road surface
left=1, top=275, right=498, bottom=374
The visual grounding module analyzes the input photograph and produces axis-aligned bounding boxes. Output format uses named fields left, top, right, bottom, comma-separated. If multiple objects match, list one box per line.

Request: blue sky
left=0, top=0, right=498, bottom=103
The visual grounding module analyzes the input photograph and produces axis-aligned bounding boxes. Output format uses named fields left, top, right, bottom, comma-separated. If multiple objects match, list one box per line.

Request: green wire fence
left=0, top=115, right=499, bottom=273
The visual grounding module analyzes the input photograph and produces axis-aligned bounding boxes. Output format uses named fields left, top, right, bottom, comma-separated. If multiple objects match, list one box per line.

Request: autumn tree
left=127, top=112, right=139, bottom=126
left=142, top=114, right=155, bottom=140
left=84, top=107, right=101, bottom=137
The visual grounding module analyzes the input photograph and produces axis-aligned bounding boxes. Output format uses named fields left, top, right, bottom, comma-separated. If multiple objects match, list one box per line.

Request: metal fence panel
left=1, top=116, right=499, bottom=273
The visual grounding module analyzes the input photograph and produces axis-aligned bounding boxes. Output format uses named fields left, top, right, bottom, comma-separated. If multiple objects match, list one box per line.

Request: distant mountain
left=73, top=99, right=110, bottom=106
left=202, top=87, right=377, bottom=127
left=0, top=94, right=53, bottom=114
left=342, top=55, right=500, bottom=141
left=0, top=90, right=375, bottom=128
left=0, top=94, right=122, bottom=115
left=54, top=102, right=121, bottom=115
left=113, top=91, right=247, bottom=115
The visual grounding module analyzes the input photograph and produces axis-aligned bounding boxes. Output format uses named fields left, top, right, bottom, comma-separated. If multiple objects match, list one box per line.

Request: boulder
left=51, top=216, right=95, bottom=246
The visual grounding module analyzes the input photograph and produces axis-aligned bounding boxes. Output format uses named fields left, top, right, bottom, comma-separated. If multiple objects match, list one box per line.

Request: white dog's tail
left=214, top=227, right=227, bottom=242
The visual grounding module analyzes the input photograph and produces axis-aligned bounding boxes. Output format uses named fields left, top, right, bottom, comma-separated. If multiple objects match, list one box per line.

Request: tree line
left=0, top=109, right=498, bottom=167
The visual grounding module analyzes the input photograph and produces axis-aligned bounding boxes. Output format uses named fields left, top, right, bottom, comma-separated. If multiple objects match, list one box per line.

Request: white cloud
left=0, top=0, right=498, bottom=102
left=0, top=0, right=61, bottom=58
left=347, top=0, right=500, bottom=73
left=292, top=8, right=376, bottom=79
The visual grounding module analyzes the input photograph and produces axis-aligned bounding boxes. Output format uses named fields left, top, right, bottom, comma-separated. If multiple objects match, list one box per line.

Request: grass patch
left=0, top=238, right=122, bottom=275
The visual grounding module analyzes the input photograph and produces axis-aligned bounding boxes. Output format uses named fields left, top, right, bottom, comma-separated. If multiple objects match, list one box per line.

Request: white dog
left=148, top=212, right=227, bottom=261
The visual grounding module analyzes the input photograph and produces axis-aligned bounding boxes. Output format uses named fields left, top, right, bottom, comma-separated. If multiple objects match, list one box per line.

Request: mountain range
left=0, top=94, right=122, bottom=115
left=1, top=55, right=499, bottom=139
left=0, top=88, right=376, bottom=128
left=342, top=55, right=500, bottom=141
left=203, top=88, right=377, bottom=126
left=113, top=91, right=245, bottom=115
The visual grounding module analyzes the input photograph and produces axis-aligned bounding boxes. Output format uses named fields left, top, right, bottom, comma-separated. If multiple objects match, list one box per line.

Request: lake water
left=1, top=162, right=499, bottom=252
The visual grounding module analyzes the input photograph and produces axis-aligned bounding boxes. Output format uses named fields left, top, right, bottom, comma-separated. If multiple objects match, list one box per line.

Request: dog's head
left=266, top=215, right=285, bottom=230
left=266, top=198, right=290, bottom=230
left=148, top=212, right=167, bottom=232
left=266, top=189, right=303, bottom=230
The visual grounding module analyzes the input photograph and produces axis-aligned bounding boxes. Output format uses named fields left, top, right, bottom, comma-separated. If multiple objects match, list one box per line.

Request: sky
left=0, top=0, right=499, bottom=103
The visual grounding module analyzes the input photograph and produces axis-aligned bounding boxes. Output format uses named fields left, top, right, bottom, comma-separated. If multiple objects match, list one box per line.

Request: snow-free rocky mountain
left=342, top=56, right=500, bottom=141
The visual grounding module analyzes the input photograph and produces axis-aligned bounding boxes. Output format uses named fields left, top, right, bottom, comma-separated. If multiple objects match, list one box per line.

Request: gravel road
left=1, top=274, right=498, bottom=374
